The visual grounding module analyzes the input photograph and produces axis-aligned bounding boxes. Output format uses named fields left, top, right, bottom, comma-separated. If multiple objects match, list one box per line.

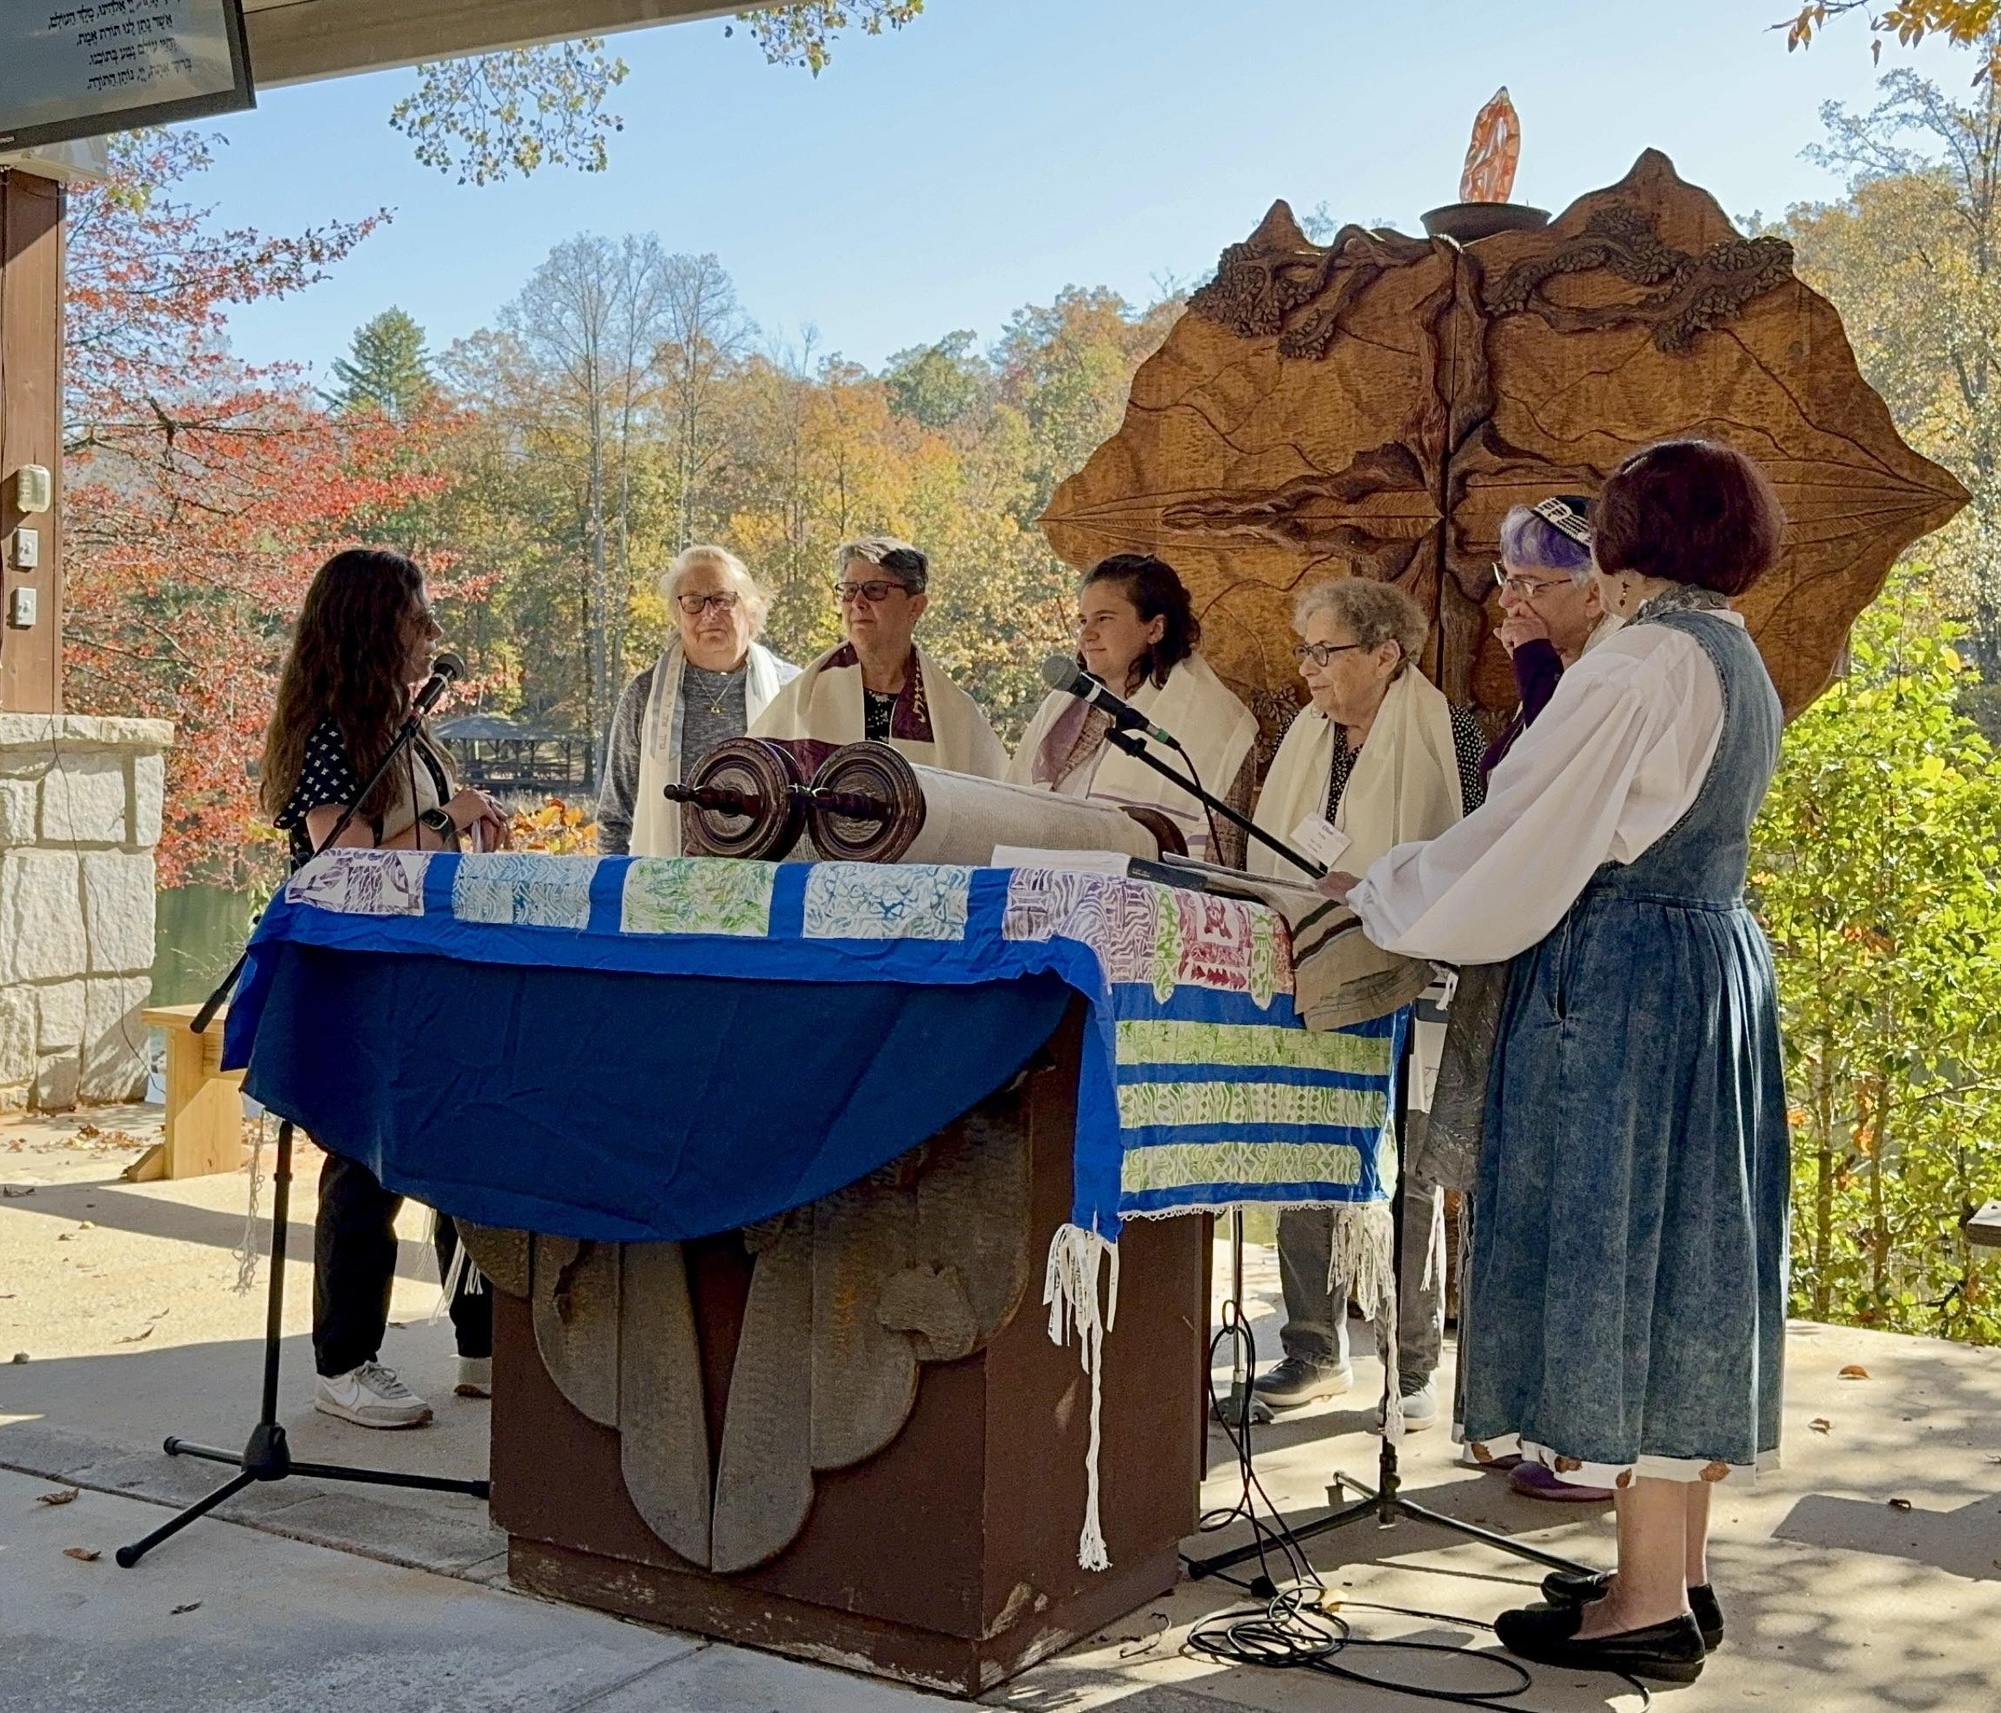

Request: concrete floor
left=5, top=1110, right=2001, bottom=1712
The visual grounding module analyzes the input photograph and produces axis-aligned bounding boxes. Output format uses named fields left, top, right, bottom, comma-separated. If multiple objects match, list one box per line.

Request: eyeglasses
left=834, top=579, right=911, bottom=606
left=676, top=592, right=741, bottom=616
left=1493, top=564, right=1575, bottom=601
left=1291, top=641, right=1368, bottom=667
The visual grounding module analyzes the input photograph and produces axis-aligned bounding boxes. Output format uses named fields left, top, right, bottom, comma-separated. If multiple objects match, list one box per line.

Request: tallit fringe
left=429, top=1213, right=487, bottom=1324
left=1324, top=1200, right=1403, bottom=1442
left=1043, top=1222, right=1120, bottom=1572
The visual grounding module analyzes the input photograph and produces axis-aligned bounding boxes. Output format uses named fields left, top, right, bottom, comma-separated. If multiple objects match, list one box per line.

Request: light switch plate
left=10, top=528, right=38, bottom=570
left=8, top=587, right=37, bottom=629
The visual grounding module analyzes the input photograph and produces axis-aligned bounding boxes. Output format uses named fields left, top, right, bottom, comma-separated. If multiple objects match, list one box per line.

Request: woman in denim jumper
left=1329, top=440, right=1790, bottom=1685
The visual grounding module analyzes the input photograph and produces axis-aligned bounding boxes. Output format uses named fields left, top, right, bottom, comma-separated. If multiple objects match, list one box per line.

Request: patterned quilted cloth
left=226, top=849, right=1399, bottom=1239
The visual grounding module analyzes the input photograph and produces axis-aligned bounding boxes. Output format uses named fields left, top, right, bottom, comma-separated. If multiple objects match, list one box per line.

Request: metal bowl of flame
left=1419, top=202, right=1550, bottom=243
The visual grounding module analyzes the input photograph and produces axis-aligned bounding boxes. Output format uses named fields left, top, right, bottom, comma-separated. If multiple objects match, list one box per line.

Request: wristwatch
left=419, top=807, right=457, bottom=838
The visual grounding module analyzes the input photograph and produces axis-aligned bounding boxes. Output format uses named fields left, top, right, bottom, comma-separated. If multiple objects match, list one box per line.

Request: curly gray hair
left=1293, top=577, right=1428, bottom=666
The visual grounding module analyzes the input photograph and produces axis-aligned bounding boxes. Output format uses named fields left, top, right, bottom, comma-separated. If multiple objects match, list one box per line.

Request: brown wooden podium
left=482, top=1006, right=1209, bottom=1697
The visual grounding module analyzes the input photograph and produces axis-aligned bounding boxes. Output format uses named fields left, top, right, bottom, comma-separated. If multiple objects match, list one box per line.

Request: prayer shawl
left=1005, top=654, right=1257, bottom=863
left=1248, top=668, right=1466, bottom=1033
left=750, top=642, right=1009, bottom=779
left=631, top=638, right=793, bottom=858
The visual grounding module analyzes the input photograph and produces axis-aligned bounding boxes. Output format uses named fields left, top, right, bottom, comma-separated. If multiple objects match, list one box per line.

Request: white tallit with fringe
left=749, top=643, right=1009, bottom=779
left=1249, top=666, right=1465, bottom=882
left=631, top=638, right=794, bottom=859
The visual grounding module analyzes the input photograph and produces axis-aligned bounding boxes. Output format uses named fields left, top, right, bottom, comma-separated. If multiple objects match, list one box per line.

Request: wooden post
left=0, top=169, right=65, bottom=715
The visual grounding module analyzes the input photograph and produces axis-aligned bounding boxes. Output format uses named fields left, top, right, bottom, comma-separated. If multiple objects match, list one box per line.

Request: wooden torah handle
left=673, top=738, right=812, bottom=860
left=802, top=741, right=927, bottom=863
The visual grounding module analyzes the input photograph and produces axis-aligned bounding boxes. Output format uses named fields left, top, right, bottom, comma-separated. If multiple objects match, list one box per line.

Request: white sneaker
left=1375, top=1377, right=1440, bottom=1430
left=454, top=1356, right=492, bottom=1398
left=315, top=1361, right=433, bottom=1429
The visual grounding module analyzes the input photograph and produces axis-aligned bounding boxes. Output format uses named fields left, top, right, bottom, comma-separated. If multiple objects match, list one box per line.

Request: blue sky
left=195, top=0, right=1963, bottom=382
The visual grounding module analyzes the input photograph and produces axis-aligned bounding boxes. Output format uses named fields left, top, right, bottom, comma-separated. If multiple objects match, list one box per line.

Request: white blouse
left=1347, top=615, right=1738, bottom=966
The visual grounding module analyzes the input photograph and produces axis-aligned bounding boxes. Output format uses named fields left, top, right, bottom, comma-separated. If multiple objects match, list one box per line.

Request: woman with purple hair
left=1482, top=495, right=1619, bottom=780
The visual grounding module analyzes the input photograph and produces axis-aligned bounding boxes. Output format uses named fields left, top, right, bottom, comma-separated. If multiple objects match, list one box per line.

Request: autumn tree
left=657, top=253, right=754, bottom=549
left=1763, top=47, right=2001, bottom=716
left=61, top=131, right=437, bottom=886
left=388, top=3, right=928, bottom=185
left=494, top=235, right=683, bottom=743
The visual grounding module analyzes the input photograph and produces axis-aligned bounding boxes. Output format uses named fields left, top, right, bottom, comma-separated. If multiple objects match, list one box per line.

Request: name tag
left=1290, top=815, right=1352, bottom=870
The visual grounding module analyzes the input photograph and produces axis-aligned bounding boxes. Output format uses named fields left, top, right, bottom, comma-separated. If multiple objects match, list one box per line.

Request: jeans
left=312, top=1146, right=490, bottom=1377
left=1275, top=1157, right=1445, bottom=1385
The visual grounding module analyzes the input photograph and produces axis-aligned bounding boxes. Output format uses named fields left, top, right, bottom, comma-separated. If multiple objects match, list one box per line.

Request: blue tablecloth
left=224, top=851, right=1400, bottom=1243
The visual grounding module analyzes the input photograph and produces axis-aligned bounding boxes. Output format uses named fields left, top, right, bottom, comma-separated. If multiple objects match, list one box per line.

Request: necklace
left=688, top=661, right=746, bottom=716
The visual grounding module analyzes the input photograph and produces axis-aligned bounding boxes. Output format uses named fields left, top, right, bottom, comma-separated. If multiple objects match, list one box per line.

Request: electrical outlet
left=10, top=528, right=39, bottom=570
left=8, top=587, right=37, bottom=629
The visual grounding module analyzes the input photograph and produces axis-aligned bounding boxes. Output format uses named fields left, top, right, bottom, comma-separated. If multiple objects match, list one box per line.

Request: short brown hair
left=1592, top=439, right=1784, bottom=597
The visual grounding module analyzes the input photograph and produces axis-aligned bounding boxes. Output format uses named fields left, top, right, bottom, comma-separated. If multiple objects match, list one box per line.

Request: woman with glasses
left=597, top=545, right=800, bottom=857
left=1006, top=553, right=1258, bottom=864
left=1483, top=495, right=1619, bottom=781
left=1245, top=575, right=1486, bottom=1423
left=751, top=536, right=1009, bottom=779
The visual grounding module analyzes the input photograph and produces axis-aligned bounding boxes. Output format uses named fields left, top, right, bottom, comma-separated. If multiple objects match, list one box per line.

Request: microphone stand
left=119, top=673, right=488, bottom=1571
left=1099, top=725, right=1324, bottom=879
left=1095, top=724, right=1595, bottom=1589
left=1184, top=949, right=1594, bottom=1591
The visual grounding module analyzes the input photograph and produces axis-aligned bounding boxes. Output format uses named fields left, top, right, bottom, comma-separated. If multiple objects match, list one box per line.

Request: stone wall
left=0, top=714, right=174, bottom=1110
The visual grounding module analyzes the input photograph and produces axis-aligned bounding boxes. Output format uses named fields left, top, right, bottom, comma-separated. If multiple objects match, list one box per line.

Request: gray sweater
left=596, top=655, right=794, bottom=855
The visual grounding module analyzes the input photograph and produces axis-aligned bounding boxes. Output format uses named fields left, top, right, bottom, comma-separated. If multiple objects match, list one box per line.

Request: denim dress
left=1460, top=609, right=1791, bottom=1488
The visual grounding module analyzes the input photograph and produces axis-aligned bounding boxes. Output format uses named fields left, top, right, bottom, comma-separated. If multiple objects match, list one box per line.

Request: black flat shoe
left=1494, top=1601, right=1707, bottom=1685
left=1540, top=1569, right=1723, bottom=1651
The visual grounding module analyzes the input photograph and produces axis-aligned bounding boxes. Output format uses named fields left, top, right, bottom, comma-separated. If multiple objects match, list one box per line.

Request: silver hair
left=834, top=535, right=929, bottom=594
left=1293, top=577, right=1428, bottom=665
left=662, top=545, right=770, bottom=638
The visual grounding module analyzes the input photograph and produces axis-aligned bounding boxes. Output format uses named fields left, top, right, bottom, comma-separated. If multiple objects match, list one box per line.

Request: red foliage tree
left=62, top=131, right=448, bottom=886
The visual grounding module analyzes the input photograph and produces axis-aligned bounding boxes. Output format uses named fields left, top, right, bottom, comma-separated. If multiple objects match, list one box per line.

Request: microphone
left=1040, top=654, right=1179, bottom=748
left=412, top=651, right=468, bottom=717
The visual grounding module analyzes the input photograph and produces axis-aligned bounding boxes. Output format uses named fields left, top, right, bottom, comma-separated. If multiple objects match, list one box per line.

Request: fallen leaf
left=170, top=1602, right=201, bottom=1616
left=11, top=1353, right=28, bottom=1364
left=36, top=1489, right=79, bottom=1507
left=63, top=1547, right=100, bottom=1562
left=114, top=1326, right=154, bottom=1344
left=2, top=1185, right=33, bottom=1197
left=75, top=1221, right=92, bottom=1231
left=1839, top=1364, right=1871, bottom=1379
left=1888, top=1497, right=1913, bottom=1511
left=1810, top=1417, right=1832, bottom=1433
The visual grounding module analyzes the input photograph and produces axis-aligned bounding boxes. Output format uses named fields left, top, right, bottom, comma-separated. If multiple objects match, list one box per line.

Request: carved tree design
left=459, top=1084, right=1034, bottom=1574
left=1044, top=149, right=1968, bottom=734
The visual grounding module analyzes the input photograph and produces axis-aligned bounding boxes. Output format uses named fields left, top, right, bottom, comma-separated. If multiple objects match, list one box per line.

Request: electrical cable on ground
left=1180, top=1303, right=1653, bottom=1711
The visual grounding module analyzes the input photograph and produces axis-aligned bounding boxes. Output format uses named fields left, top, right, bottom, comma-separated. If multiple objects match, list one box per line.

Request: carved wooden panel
left=481, top=1077, right=1039, bottom=1574
left=1043, top=149, right=1968, bottom=730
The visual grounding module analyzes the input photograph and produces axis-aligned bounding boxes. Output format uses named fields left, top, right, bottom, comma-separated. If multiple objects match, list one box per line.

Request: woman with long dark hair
left=260, top=548, right=506, bottom=1427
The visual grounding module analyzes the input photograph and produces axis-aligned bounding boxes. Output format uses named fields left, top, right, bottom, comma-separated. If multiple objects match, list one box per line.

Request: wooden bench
left=125, top=1004, right=247, bottom=1181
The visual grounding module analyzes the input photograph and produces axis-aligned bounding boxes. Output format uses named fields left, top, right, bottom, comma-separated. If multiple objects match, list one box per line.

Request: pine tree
left=326, top=308, right=433, bottom=418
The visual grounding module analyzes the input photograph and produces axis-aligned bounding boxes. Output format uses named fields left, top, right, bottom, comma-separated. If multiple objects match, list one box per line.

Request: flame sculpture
left=1460, top=86, right=1521, bottom=204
